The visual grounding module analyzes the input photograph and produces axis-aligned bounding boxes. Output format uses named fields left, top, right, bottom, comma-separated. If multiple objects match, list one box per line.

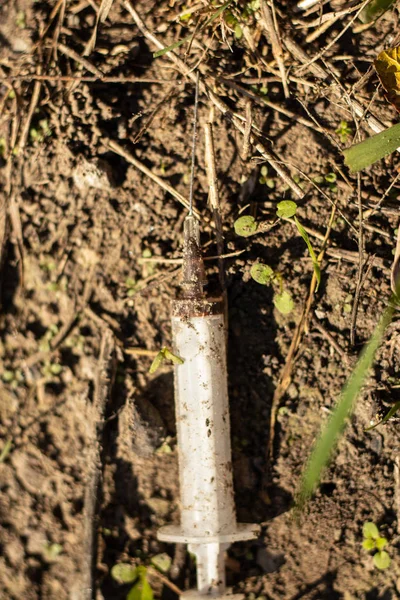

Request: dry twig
left=104, top=138, right=199, bottom=217
left=260, top=0, right=289, bottom=97
left=122, top=0, right=305, bottom=199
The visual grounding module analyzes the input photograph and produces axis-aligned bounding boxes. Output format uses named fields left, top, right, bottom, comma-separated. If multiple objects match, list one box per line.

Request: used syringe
left=158, top=74, right=259, bottom=598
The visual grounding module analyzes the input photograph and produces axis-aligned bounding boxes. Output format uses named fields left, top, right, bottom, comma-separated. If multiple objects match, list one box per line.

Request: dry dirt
left=0, top=1, right=400, bottom=599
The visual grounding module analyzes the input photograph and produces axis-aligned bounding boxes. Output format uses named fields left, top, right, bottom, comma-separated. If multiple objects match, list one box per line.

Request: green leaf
left=43, top=543, right=63, bottom=561
left=49, top=363, right=62, bottom=375
left=111, top=563, right=138, bottom=584
left=234, top=23, right=243, bottom=39
left=276, top=200, right=297, bottom=219
left=273, top=290, right=294, bottom=314
left=373, top=550, right=391, bottom=570
left=234, top=215, right=257, bottom=237
left=363, top=522, right=380, bottom=540
left=365, top=400, right=400, bottom=430
left=359, top=0, right=396, bottom=24
left=343, top=122, right=400, bottom=172
left=127, top=572, right=154, bottom=600
left=149, top=350, right=165, bottom=374
left=250, top=263, right=274, bottom=285
left=163, top=349, right=184, bottom=365
left=0, top=438, right=12, bottom=463
left=150, top=553, right=172, bottom=573
left=362, top=538, right=376, bottom=551
left=376, top=536, right=388, bottom=550
left=293, top=216, right=321, bottom=290
left=297, top=298, right=395, bottom=510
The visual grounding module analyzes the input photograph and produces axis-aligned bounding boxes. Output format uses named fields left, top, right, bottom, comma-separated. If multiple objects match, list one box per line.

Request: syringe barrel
left=171, top=300, right=237, bottom=537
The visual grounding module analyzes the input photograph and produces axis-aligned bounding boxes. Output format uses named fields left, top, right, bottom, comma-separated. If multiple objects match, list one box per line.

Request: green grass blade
left=153, top=0, right=233, bottom=58
left=359, top=0, right=396, bottom=23
left=297, top=298, right=395, bottom=510
left=343, top=123, right=400, bottom=172
left=153, top=35, right=192, bottom=58
left=365, top=399, right=400, bottom=431
left=294, top=216, right=321, bottom=290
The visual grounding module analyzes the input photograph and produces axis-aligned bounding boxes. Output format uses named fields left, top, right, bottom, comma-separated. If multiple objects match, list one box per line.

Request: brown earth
left=0, top=1, right=400, bottom=599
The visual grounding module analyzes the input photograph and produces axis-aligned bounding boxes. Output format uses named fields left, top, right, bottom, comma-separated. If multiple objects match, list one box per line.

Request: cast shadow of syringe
left=227, top=268, right=292, bottom=524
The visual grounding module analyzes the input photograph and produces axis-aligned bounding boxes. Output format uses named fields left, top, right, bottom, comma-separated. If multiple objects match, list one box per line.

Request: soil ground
left=1, top=1, right=400, bottom=599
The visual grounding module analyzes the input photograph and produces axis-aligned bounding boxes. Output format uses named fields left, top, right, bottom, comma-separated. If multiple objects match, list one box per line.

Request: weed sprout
left=362, top=522, right=391, bottom=570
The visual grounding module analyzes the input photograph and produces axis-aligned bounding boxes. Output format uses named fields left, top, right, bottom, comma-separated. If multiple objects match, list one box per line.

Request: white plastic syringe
left=158, top=214, right=260, bottom=597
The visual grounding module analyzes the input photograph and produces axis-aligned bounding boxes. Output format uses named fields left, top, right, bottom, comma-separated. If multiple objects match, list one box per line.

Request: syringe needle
left=158, top=72, right=259, bottom=600
left=188, top=70, right=200, bottom=217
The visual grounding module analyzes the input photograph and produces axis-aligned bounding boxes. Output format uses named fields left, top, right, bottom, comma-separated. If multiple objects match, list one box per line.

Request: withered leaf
left=374, top=47, right=400, bottom=113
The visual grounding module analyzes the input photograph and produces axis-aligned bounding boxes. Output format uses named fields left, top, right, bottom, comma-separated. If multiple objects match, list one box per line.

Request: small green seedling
left=149, top=347, right=184, bottom=374
left=250, top=262, right=294, bottom=315
left=234, top=215, right=258, bottom=237
left=125, top=277, right=137, bottom=297
left=259, top=166, right=275, bottom=189
left=16, top=10, right=26, bottom=29
left=276, top=201, right=321, bottom=289
left=30, top=119, right=51, bottom=144
left=41, top=362, right=63, bottom=380
left=2, top=369, right=24, bottom=389
left=362, top=522, right=391, bottom=570
left=150, top=553, right=172, bottom=574
left=335, top=120, right=353, bottom=144
left=0, top=439, right=12, bottom=464
left=111, top=564, right=154, bottom=600
left=38, top=324, right=59, bottom=352
left=43, top=542, right=63, bottom=562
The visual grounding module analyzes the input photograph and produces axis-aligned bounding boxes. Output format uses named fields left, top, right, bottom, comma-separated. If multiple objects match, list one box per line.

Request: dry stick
left=138, top=249, right=246, bottom=264
left=84, top=0, right=116, bottom=55
left=299, top=2, right=366, bottom=28
left=0, top=193, right=8, bottom=289
left=52, top=0, right=66, bottom=59
left=325, top=247, right=389, bottom=272
left=365, top=173, right=400, bottom=222
left=82, top=328, right=115, bottom=600
left=242, top=99, right=252, bottom=161
left=104, top=138, right=200, bottom=218
left=296, top=0, right=371, bottom=74
left=313, top=316, right=350, bottom=365
left=122, top=0, right=304, bottom=200
left=305, top=15, right=340, bottom=44
left=260, top=0, right=289, bottom=98
left=132, top=85, right=177, bottom=143
left=219, top=77, right=326, bottom=133
left=350, top=173, right=365, bottom=346
left=0, top=74, right=171, bottom=84
left=147, top=566, right=183, bottom=596
left=204, top=122, right=225, bottom=293
left=284, top=36, right=392, bottom=142
left=268, top=202, right=337, bottom=460
left=57, top=42, right=104, bottom=78
left=17, top=79, right=41, bottom=154
left=8, top=195, right=25, bottom=286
